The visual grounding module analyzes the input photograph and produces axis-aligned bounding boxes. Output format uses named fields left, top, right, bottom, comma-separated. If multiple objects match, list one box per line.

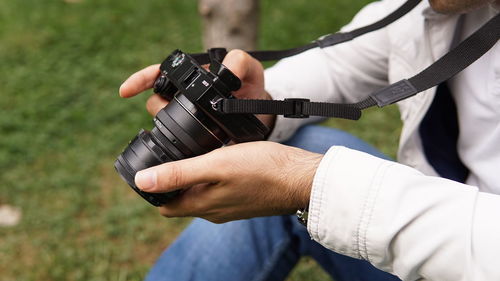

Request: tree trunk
left=198, top=0, right=259, bottom=51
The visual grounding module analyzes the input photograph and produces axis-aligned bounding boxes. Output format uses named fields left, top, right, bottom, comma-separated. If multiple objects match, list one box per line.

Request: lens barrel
left=114, top=130, right=179, bottom=206
left=114, top=96, right=229, bottom=206
left=115, top=49, right=268, bottom=206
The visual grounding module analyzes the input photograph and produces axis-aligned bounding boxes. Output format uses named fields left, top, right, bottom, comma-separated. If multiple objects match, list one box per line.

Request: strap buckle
left=284, top=98, right=310, bottom=118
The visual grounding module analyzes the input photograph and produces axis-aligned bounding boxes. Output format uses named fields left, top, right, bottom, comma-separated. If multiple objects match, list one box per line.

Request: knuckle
left=228, top=49, right=248, bottom=61
left=138, top=71, right=153, bottom=90
left=163, top=164, right=184, bottom=189
left=205, top=216, right=226, bottom=224
left=146, top=96, right=158, bottom=113
left=146, top=94, right=166, bottom=115
left=226, top=49, right=251, bottom=69
left=159, top=205, right=189, bottom=218
left=189, top=198, right=205, bottom=214
left=159, top=206, right=176, bottom=218
left=146, top=95, right=155, bottom=108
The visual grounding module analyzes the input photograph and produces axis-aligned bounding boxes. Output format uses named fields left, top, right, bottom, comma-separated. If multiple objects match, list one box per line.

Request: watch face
left=296, top=208, right=308, bottom=226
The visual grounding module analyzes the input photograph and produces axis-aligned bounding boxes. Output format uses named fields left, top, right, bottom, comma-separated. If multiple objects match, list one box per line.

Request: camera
left=114, top=49, right=269, bottom=206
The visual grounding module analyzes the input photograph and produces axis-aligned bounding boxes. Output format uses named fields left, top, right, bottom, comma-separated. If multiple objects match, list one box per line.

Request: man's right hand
left=119, top=49, right=275, bottom=129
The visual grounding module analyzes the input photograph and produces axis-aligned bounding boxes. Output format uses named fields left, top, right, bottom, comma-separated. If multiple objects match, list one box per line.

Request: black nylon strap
left=371, top=13, right=500, bottom=106
left=409, top=14, right=499, bottom=93
left=216, top=98, right=362, bottom=120
left=317, top=0, right=422, bottom=48
left=190, top=0, right=422, bottom=64
left=216, top=13, right=499, bottom=119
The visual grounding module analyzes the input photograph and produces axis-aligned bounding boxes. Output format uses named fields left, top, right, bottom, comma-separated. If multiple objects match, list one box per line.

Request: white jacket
left=264, top=0, right=500, bottom=280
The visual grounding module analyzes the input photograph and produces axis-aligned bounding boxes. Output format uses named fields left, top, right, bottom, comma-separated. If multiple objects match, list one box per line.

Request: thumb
left=134, top=153, right=221, bottom=193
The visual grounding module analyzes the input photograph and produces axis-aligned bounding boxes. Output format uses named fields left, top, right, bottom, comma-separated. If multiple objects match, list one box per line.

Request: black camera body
left=114, top=49, right=269, bottom=206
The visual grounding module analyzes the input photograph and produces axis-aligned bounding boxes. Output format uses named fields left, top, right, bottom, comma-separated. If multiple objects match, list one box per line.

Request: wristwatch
left=296, top=206, right=309, bottom=226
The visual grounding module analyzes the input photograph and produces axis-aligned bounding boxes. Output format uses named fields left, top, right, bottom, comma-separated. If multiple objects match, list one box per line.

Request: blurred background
left=0, top=0, right=401, bottom=280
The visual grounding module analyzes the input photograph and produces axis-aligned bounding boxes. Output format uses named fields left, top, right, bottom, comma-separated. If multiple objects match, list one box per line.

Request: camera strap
left=194, top=0, right=499, bottom=120
left=191, top=0, right=422, bottom=64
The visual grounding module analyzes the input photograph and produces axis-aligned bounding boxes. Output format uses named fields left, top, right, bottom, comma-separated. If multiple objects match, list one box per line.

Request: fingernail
left=118, top=83, right=126, bottom=97
left=135, top=170, right=157, bottom=191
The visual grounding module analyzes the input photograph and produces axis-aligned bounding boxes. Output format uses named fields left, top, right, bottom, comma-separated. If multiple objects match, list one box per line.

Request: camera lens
left=115, top=49, right=268, bottom=206
left=115, top=96, right=229, bottom=206
left=114, top=130, right=180, bottom=206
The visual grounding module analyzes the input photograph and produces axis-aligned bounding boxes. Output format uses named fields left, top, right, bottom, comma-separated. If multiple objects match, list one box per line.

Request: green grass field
left=0, top=0, right=401, bottom=280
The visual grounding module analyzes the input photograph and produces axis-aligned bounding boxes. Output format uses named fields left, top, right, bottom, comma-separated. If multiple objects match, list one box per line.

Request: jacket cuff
left=307, top=146, right=393, bottom=259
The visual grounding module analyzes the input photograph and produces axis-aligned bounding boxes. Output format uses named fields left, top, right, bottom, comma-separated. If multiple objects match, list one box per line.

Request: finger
left=134, top=152, right=222, bottom=193
left=222, top=49, right=264, bottom=82
left=157, top=184, right=211, bottom=217
left=146, top=94, right=169, bottom=116
left=222, top=49, right=251, bottom=80
left=119, top=64, right=161, bottom=98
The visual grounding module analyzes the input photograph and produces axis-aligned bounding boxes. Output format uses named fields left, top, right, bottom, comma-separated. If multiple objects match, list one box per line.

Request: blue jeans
left=145, top=125, right=400, bottom=281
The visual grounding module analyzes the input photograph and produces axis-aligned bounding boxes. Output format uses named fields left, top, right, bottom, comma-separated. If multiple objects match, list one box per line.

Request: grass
left=0, top=0, right=400, bottom=280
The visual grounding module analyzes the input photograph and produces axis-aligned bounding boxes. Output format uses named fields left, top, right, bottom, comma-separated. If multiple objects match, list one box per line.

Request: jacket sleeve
left=265, top=0, right=397, bottom=142
left=308, top=146, right=500, bottom=281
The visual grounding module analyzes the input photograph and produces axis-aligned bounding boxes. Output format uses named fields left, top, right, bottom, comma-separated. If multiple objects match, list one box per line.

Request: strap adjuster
left=210, top=97, right=224, bottom=112
left=284, top=98, right=310, bottom=118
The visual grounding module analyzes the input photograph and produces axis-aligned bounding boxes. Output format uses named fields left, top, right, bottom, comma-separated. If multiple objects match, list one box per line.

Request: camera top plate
left=155, top=49, right=269, bottom=143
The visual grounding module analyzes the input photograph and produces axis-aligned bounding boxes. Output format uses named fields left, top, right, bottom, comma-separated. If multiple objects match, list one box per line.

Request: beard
left=428, top=0, right=493, bottom=13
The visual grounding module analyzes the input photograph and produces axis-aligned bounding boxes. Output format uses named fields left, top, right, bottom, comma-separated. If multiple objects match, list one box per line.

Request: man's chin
left=429, top=0, right=464, bottom=14
left=428, top=1, right=455, bottom=13
left=428, top=0, right=490, bottom=14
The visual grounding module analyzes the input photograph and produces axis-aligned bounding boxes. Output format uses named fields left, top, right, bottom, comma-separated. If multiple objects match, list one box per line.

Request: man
left=119, top=0, right=499, bottom=279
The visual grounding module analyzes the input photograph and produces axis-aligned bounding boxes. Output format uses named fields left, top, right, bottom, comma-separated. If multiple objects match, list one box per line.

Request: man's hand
left=134, top=141, right=322, bottom=223
left=119, top=49, right=275, bottom=128
left=118, top=49, right=314, bottom=223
